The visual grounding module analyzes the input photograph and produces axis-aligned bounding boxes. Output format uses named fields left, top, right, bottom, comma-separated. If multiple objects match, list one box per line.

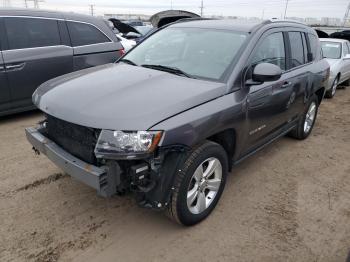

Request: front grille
left=45, top=115, right=101, bottom=165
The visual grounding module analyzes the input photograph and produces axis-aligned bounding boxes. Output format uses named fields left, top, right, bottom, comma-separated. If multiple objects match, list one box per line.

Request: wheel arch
left=207, top=128, right=236, bottom=171
left=336, top=72, right=341, bottom=80
left=315, top=86, right=325, bottom=105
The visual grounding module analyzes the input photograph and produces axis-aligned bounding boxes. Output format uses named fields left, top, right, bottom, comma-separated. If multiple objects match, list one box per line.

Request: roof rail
left=264, top=18, right=307, bottom=26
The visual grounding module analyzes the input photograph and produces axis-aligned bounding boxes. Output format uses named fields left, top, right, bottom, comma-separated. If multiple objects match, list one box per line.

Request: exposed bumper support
left=26, top=127, right=189, bottom=208
left=25, top=127, right=114, bottom=197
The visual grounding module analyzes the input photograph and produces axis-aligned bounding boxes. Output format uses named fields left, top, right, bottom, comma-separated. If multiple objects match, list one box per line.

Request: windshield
left=122, top=27, right=248, bottom=81
left=321, top=42, right=342, bottom=59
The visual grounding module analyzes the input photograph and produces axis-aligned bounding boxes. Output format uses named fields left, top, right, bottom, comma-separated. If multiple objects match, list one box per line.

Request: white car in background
left=116, top=34, right=136, bottom=52
left=320, top=38, right=350, bottom=98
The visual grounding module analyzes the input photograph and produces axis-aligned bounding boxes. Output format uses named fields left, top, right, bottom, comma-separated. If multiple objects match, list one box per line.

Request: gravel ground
left=0, top=88, right=349, bottom=262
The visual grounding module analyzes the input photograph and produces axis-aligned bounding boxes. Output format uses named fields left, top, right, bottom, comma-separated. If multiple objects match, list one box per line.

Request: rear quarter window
left=4, top=17, right=61, bottom=50
left=67, top=21, right=111, bottom=47
left=308, top=34, right=320, bottom=61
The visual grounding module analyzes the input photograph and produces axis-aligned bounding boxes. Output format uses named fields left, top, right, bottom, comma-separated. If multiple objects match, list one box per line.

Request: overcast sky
left=12, top=0, right=350, bottom=19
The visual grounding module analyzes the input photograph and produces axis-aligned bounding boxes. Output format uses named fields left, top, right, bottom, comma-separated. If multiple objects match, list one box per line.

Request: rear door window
left=67, top=21, right=111, bottom=47
left=251, top=32, right=286, bottom=71
left=4, top=17, right=61, bottom=50
left=288, top=32, right=305, bottom=68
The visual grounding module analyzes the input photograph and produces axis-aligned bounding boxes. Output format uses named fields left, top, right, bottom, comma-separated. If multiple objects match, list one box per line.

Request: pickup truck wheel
left=167, top=141, right=228, bottom=226
left=325, top=77, right=338, bottom=98
left=289, top=95, right=319, bottom=140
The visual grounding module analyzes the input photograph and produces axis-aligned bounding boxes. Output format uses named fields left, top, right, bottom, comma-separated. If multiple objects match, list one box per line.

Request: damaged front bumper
left=25, top=127, right=188, bottom=209
left=25, top=127, right=111, bottom=196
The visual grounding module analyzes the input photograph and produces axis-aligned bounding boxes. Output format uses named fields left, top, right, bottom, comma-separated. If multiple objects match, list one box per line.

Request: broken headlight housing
left=94, top=130, right=163, bottom=159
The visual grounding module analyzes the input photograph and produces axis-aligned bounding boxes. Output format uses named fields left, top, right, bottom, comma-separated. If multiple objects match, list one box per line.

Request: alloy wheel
left=304, top=101, right=317, bottom=134
left=187, top=157, right=222, bottom=214
left=331, top=78, right=338, bottom=96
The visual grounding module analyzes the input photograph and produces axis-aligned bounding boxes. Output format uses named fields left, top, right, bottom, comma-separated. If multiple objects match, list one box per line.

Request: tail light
left=118, top=48, right=126, bottom=57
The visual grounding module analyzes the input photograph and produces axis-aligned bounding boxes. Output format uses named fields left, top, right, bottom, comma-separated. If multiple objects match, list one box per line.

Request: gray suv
left=0, top=8, right=124, bottom=116
left=26, top=19, right=329, bottom=225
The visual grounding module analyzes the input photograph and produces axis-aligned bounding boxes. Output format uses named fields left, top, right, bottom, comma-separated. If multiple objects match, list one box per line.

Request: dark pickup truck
left=26, top=19, right=329, bottom=226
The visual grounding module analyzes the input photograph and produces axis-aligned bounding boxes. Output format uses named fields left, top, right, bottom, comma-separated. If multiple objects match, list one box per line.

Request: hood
left=150, top=10, right=200, bottom=28
left=35, top=63, right=225, bottom=130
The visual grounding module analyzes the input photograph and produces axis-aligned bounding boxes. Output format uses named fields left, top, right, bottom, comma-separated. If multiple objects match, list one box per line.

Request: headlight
left=94, top=130, right=163, bottom=159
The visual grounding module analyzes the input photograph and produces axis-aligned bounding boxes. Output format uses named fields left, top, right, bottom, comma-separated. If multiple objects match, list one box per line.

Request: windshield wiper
left=141, top=64, right=196, bottom=79
left=119, top=59, right=137, bottom=66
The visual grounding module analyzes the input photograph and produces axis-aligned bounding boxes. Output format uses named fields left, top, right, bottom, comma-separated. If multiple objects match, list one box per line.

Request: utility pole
left=89, top=4, right=95, bottom=16
left=24, top=0, right=43, bottom=8
left=261, top=8, right=265, bottom=20
left=33, top=0, right=39, bottom=8
left=170, top=0, right=173, bottom=10
left=343, top=2, right=350, bottom=26
left=284, top=0, right=289, bottom=19
left=199, top=0, right=204, bottom=17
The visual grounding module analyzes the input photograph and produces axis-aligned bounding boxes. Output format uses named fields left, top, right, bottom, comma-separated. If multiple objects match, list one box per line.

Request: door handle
left=0, top=65, right=4, bottom=71
left=6, top=63, right=25, bottom=71
left=281, top=81, right=292, bottom=88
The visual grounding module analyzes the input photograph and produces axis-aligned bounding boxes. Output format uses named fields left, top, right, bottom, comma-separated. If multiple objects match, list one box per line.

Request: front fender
left=150, top=92, right=247, bottom=150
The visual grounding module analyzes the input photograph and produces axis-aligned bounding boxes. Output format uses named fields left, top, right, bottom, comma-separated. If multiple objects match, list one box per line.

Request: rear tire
left=289, top=95, right=319, bottom=140
left=167, top=141, right=228, bottom=226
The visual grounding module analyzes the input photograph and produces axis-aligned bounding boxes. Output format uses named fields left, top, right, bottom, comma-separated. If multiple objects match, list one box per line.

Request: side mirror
left=344, top=54, right=350, bottom=60
left=247, top=63, right=282, bottom=85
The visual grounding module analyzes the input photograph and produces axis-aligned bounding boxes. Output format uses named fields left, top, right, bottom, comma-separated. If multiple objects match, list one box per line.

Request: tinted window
left=67, top=22, right=110, bottom=46
left=5, top=17, right=60, bottom=50
left=321, top=42, right=342, bottom=59
left=125, top=27, right=247, bottom=81
left=289, top=32, right=305, bottom=68
left=308, top=34, right=319, bottom=61
left=251, top=32, right=286, bottom=70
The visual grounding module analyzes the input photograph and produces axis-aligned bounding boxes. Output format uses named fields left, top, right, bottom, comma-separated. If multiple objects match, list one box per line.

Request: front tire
left=325, top=77, right=339, bottom=98
left=289, top=95, right=319, bottom=140
left=167, top=141, right=228, bottom=226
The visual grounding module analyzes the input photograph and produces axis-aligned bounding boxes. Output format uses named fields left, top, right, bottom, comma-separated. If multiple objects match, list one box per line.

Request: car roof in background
left=150, top=10, right=200, bottom=28
left=0, top=8, right=101, bottom=23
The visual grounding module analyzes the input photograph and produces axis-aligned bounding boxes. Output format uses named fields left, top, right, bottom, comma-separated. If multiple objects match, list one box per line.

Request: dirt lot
left=0, top=89, right=349, bottom=262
